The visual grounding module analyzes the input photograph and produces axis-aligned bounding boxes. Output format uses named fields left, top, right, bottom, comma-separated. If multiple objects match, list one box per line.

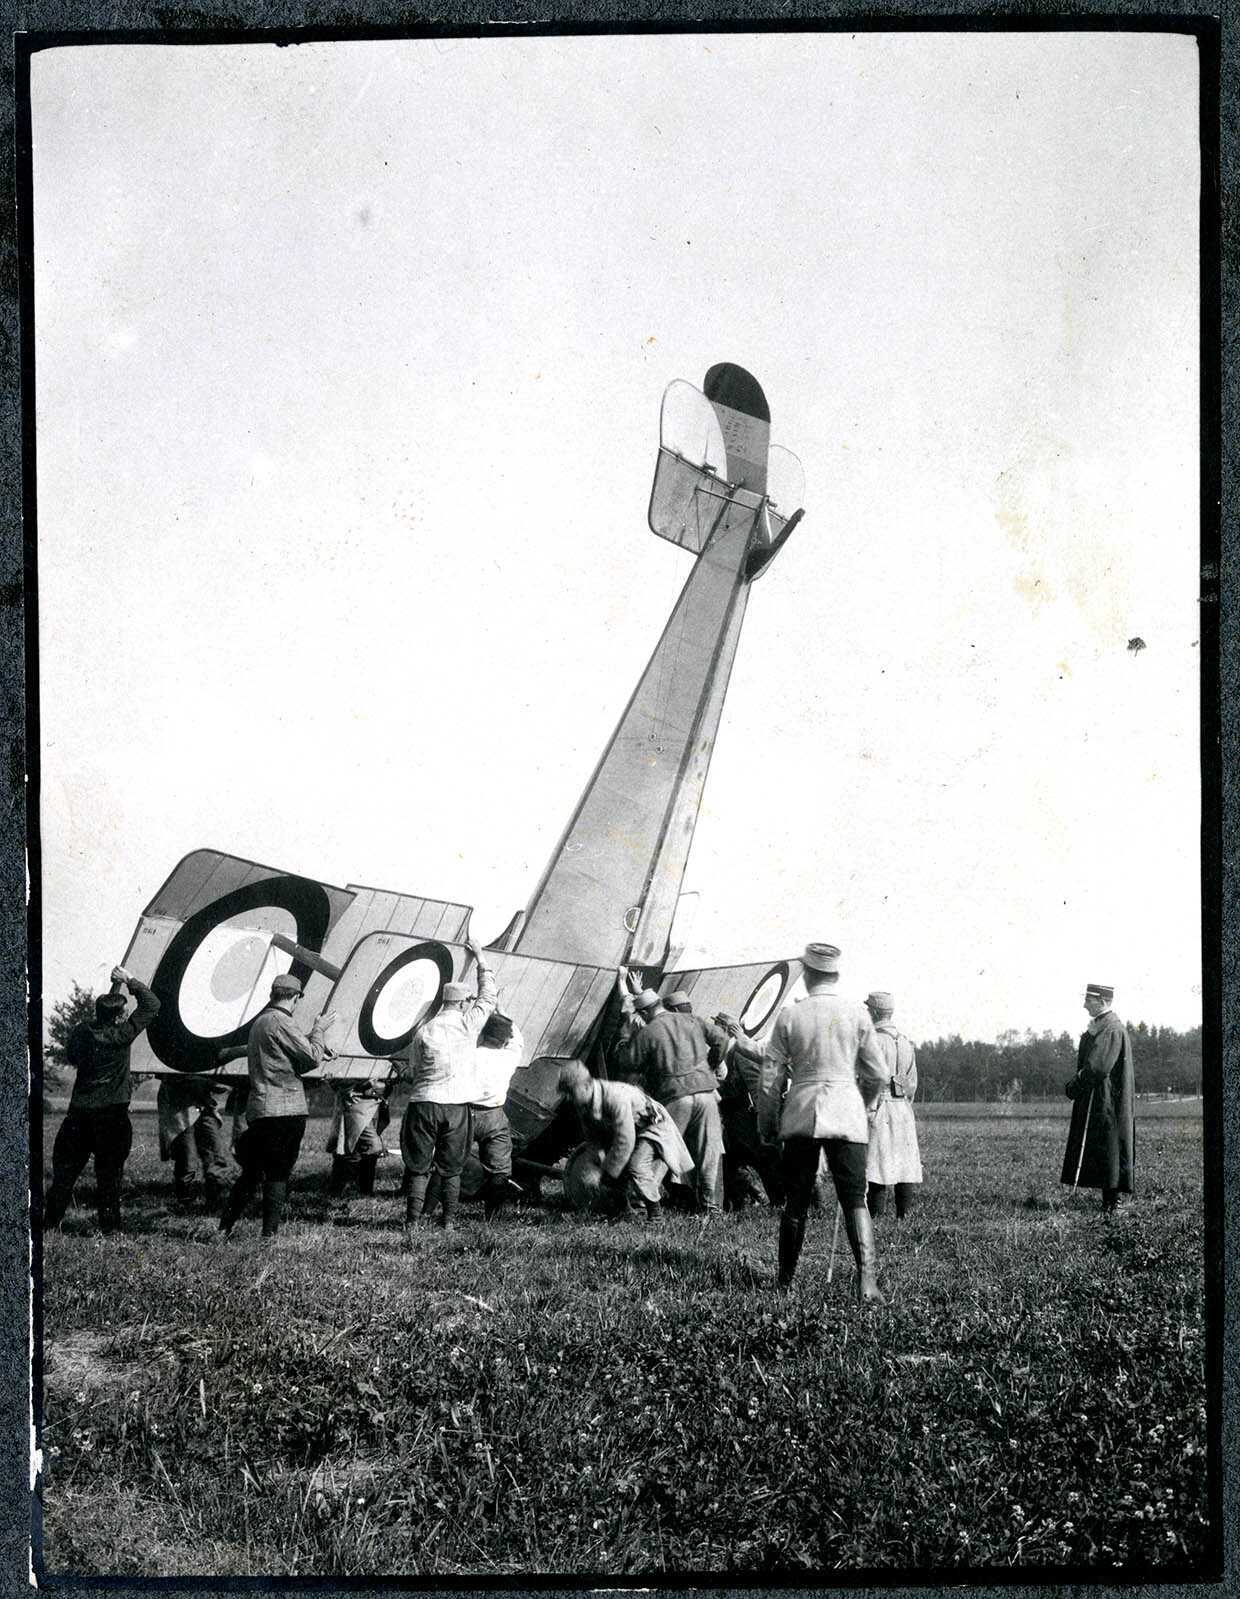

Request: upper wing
left=121, top=849, right=471, bottom=1075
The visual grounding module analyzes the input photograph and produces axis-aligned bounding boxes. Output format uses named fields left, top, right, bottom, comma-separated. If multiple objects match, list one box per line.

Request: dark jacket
left=615, top=1009, right=728, bottom=1105
left=1060, top=1010, right=1136, bottom=1192
left=66, top=980, right=161, bottom=1111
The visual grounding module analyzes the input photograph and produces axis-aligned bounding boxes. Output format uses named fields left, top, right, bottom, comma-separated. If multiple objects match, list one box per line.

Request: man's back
left=761, top=992, right=889, bottom=1142
left=246, top=1005, right=322, bottom=1119
left=67, top=986, right=160, bottom=1111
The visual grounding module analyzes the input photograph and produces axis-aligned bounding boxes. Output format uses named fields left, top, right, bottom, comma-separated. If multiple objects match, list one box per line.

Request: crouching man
left=556, top=1062, right=694, bottom=1224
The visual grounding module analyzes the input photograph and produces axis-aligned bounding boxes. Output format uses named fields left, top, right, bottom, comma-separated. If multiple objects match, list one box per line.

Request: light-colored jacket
left=757, top=993, right=890, bottom=1144
left=402, top=965, right=498, bottom=1104
left=873, top=1024, right=918, bottom=1099
left=581, top=1078, right=695, bottom=1180
left=471, top=1025, right=525, bottom=1109
left=246, top=1005, right=331, bottom=1120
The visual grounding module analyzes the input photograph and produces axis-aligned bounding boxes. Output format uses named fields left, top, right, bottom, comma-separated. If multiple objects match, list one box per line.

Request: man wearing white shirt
left=397, top=936, right=495, bottom=1235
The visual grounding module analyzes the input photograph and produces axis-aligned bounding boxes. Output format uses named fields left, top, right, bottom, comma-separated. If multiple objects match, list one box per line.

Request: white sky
left=31, top=31, right=1202, bottom=1045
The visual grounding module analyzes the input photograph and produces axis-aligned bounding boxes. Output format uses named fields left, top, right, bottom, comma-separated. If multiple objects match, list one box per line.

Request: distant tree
left=45, top=982, right=94, bottom=1066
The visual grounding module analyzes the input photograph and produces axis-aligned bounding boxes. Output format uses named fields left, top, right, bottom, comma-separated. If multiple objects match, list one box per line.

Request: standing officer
left=863, top=991, right=924, bottom=1221
left=757, top=943, right=890, bottom=1302
left=398, top=935, right=495, bottom=1235
left=1060, top=982, right=1136, bottom=1214
left=614, top=984, right=729, bottom=1215
left=44, top=966, right=161, bottom=1234
left=218, top=974, right=336, bottom=1241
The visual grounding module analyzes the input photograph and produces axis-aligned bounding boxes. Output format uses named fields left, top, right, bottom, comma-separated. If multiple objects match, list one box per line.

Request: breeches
left=234, top=1116, right=306, bottom=1182
left=666, top=1091, right=724, bottom=1210
left=623, top=1138, right=670, bottom=1207
left=781, top=1135, right=868, bottom=1215
left=46, top=1105, right=133, bottom=1222
left=470, top=1106, right=513, bottom=1181
left=401, top=1102, right=472, bottom=1179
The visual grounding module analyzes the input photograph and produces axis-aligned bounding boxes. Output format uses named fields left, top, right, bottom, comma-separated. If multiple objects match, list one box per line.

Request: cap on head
left=480, top=1010, right=514, bottom=1046
left=802, top=943, right=841, bottom=974
left=1085, top=983, right=1114, bottom=1002
left=634, top=988, right=664, bottom=1013
left=95, top=994, right=127, bottom=1019
left=557, top=1061, right=592, bottom=1098
left=866, top=990, right=894, bottom=1012
left=665, top=989, right=692, bottom=1010
left=443, top=981, right=471, bottom=1004
left=271, top=974, right=302, bottom=999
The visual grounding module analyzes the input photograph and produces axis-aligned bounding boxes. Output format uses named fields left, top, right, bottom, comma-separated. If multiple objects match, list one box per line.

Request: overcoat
left=1060, top=1010, right=1136, bottom=1192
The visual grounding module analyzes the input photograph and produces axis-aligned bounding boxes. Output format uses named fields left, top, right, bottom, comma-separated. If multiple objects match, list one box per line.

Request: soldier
left=44, top=966, right=161, bottom=1235
left=1061, top=982, right=1136, bottom=1215
left=397, top=935, right=495, bottom=1236
left=157, top=1076, right=234, bottom=1209
left=468, top=1011, right=524, bottom=1221
left=325, top=1078, right=390, bottom=1200
left=556, top=1061, right=694, bottom=1224
left=218, top=974, right=336, bottom=1241
left=614, top=982, right=729, bottom=1215
left=757, top=942, right=891, bottom=1302
left=863, top=991, right=923, bottom=1221
left=713, top=1013, right=784, bottom=1208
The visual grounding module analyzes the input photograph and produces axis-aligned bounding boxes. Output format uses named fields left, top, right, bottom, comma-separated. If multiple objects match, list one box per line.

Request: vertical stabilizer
left=514, top=365, right=799, bottom=971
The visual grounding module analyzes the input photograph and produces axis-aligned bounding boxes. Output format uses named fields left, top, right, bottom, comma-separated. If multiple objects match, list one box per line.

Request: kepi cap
left=665, top=989, right=692, bottom=1009
left=271, top=974, right=302, bottom=998
left=1085, top=983, right=1114, bottom=1002
left=634, top=988, right=663, bottom=1012
left=866, top=991, right=894, bottom=1011
left=802, top=943, right=841, bottom=974
left=443, top=981, right=471, bottom=1004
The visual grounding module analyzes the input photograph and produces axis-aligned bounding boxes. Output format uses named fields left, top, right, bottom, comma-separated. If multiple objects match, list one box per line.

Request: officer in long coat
left=1060, top=981, right=1136, bottom=1213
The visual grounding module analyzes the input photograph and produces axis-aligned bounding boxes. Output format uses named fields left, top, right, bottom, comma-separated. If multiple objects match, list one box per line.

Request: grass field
left=36, top=1109, right=1211, bottom=1579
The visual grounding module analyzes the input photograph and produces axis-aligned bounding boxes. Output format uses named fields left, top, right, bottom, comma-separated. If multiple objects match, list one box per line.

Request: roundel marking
left=357, top=941, right=454, bottom=1057
left=178, top=922, right=294, bottom=1038
left=147, top=876, right=334, bottom=1073
left=739, top=962, right=790, bottom=1037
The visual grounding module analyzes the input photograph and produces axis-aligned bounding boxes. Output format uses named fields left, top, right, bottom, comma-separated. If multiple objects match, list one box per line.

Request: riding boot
left=777, top=1212, right=807, bottom=1287
left=327, top=1156, right=350, bottom=1198
left=357, top=1156, right=378, bottom=1198
left=403, top=1174, right=429, bottom=1245
left=172, top=1132, right=198, bottom=1201
left=894, top=1183, right=917, bottom=1220
left=866, top=1182, right=888, bottom=1219
left=439, top=1175, right=461, bottom=1232
left=482, top=1175, right=506, bottom=1222
left=844, top=1206, right=885, bottom=1304
left=219, top=1171, right=256, bottom=1236
left=261, top=1180, right=288, bottom=1239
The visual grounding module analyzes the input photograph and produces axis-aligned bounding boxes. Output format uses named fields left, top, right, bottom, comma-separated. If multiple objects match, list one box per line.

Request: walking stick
left=826, top=1203, right=843, bottom=1283
left=1072, top=1088, right=1094, bottom=1192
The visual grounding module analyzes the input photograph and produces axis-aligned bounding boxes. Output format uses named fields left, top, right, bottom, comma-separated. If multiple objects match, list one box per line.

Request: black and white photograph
left=24, top=23, right=1218, bottom=1583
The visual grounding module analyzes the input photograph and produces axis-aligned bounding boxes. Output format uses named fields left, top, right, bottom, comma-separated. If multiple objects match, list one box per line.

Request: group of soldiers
left=43, top=940, right=1136, bottom=1301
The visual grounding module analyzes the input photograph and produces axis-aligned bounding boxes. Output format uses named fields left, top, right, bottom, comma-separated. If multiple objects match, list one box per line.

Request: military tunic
left=866, top=1024, right=923, bottom=1187
left=1060, top=1009, right=1136, bottom=1193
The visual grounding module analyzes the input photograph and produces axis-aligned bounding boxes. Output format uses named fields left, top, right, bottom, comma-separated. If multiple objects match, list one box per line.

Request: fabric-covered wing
left=121, top=849, right=473, bottom=1076
left=322, top=935, right=615, bottom=1129
left=659, top=955, right=805, bottom=1041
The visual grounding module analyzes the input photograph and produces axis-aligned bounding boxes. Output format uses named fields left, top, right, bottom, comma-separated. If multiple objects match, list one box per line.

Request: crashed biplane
left=118, top=363, right=809, bottom=1178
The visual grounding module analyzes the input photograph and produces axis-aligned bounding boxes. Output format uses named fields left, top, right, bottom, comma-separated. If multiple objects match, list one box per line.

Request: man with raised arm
left=398, top=935, right=495, bottom=1236
left=757, top=942, right=891, bottom=1302
left=218, top=974, right=336, bottom=1242
left=613, top=977, right=729, bottom=1215
left=44, top=965, right=161, bottom=1235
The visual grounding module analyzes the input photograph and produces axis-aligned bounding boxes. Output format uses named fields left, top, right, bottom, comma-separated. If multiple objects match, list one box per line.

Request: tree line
left=915, top=1023, right=1203, bottom=1102
left=43, top=981, right=1203, bottom=1104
